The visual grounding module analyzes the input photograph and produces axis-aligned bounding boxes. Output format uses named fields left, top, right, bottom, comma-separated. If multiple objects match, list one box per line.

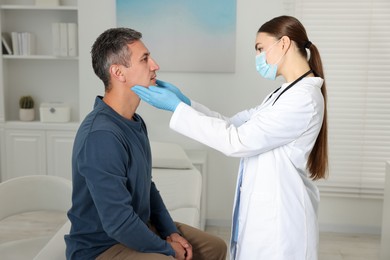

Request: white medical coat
left=169, top=77, right=325, bottom=260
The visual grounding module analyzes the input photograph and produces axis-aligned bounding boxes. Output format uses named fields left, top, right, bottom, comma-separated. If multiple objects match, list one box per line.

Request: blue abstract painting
left=116, top=0, right=236, bottom=72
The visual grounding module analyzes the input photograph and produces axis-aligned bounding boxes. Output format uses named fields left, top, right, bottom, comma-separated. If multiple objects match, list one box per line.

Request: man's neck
left=102, top=92, right=139, bottom=120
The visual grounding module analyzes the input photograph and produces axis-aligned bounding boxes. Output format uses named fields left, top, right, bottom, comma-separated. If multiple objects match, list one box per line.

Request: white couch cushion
left=169, top=208, right=200, bottom=228
left=150, top=141, right=193, bottom=169
left=152, top=168, right=202, bottom=228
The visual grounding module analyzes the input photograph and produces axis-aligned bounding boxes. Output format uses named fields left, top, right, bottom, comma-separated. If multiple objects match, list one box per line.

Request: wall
left=78, top=0, right=384, bottom=233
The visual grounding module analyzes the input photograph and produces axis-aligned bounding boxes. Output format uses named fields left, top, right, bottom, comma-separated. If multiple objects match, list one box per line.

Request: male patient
left=64, top=28, right=227, bottom=260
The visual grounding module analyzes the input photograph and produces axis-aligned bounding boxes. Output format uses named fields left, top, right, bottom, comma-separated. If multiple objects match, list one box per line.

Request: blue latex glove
left=156, top=79, right=191, bottom=106
left=132, top=86, right=181, bottom=112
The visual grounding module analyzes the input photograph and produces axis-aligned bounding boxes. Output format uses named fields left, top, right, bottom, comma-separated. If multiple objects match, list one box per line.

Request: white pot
left=19, top=108, right=35, bottom=121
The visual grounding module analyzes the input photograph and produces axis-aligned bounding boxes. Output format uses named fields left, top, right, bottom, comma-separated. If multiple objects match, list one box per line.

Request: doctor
left=132, top=15, right=328, bottom=260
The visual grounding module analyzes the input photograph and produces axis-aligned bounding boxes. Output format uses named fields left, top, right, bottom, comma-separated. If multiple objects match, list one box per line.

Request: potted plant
left=19, top=95, right=35, bottom=121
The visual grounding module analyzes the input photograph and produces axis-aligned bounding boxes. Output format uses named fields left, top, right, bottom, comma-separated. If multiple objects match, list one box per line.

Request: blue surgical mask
left=255, top=39, right=282, bottom=80
left=256, top=53, right=278, bottom=80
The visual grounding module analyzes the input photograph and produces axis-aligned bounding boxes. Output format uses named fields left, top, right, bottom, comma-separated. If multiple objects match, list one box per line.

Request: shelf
left=2, top=55, right=78, bottom=60
left=0, top=0, right=80, bottom=182
left=0, top=5, right=77, bottom=10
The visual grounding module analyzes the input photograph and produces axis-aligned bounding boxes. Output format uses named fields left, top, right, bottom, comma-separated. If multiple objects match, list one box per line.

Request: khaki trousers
left=96, top=222, right=227, bottom=260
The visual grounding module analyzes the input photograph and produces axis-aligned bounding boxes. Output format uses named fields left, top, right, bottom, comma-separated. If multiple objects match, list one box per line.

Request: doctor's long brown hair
left=259, top=15, right=328, bottom=180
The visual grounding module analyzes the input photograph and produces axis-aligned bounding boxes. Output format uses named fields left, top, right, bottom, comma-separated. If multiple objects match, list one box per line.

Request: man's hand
left=168, top=240, right=186, bottom=260
left=167, top=233, right=193, bottom=260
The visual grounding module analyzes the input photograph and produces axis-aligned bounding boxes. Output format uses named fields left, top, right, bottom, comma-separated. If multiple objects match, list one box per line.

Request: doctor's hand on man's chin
left=132, top=85, right=183, bottom=112
left=156, top=80, right=191, bottom=106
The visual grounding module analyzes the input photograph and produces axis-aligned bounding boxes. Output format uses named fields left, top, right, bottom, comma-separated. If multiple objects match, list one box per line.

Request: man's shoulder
left=85, top=109, right=118, bottom=131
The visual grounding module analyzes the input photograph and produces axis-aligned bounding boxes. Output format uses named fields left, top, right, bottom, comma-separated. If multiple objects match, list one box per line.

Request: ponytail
left=306, top=43, right=328, bottom=180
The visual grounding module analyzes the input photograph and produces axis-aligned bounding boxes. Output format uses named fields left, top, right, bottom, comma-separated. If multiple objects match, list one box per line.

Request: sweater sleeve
left=79, top=130, right=175, bottom=256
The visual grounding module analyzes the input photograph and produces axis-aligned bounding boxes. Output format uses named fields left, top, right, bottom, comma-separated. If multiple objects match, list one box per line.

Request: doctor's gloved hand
left=156, top=79, right=191, bottom=106
left=132, top=85, right=181, bottom=112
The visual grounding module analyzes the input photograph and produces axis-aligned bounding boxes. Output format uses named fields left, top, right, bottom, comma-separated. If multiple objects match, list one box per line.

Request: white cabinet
left=46, top=130, right=75, bottom=180
left=5, top=129, right=46, bottom=179
left=1, top=123, right=77, bottom=181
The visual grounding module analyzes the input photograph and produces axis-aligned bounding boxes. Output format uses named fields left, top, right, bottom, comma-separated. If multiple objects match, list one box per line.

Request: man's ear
left=110, top=64, right=126, bottom=82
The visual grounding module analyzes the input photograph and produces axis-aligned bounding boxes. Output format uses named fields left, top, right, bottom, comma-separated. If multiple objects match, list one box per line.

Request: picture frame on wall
left=116, top=0, right=236, bottom=73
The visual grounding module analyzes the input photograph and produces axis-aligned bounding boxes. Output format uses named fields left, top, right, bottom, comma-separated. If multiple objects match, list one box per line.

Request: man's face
left=125, top=40, right=159, bottom=87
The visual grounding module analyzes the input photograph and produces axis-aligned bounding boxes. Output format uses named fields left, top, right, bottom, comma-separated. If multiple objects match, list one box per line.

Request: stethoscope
left=271, top=69, right=313, bottom=105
